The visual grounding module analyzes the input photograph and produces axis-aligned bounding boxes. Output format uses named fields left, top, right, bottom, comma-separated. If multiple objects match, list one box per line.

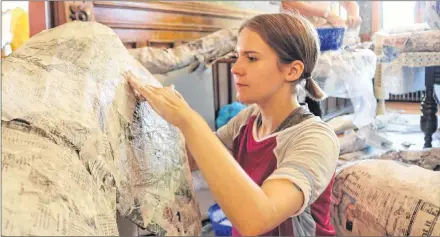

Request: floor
left=378, top=101, right=440, bottom=148
left=337, top=101, right=440, bottom=169
left=385, top=101, right=440, bottom=115
left=386, top=101, right=440, bottom=146
left=336, top=101, right=437, bottom=140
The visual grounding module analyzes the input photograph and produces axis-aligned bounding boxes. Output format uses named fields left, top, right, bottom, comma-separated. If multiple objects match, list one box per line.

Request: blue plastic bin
left=317, top=27, right=345, bottom=51
left=216, top=102, right=247, bottom=129
left=208, top=203, right=232, bottom=236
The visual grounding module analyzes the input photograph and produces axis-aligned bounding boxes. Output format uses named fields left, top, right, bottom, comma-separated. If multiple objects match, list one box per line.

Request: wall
left=2, top=1, right=48, bottom=39
left=2, top=0, right=30, bottom=55
left=155, top=65, right=217, bottom=130
left=358, top=1, right=373, bottom=34
left=358, top=1, right=382, bottom=41
left=29, top=2, right=49, bottom=37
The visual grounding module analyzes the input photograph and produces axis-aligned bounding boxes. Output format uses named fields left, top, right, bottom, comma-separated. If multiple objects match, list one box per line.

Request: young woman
left=124, top=13, right=339, bottom=236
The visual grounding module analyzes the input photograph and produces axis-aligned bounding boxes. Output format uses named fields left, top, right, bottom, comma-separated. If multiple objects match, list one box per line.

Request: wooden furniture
left=50, top=1, right=261, bottom=49
left=374, top=32, right=440, bottom=148
left=421, top=66, right=440, bottom=148
left=29, top=1, right=48, bottom=37
left=379, top=66, right=440, bottom=148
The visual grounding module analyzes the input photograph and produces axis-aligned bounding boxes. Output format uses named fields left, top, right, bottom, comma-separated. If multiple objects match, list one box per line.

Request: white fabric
left=314, top=48, right=377, bottom=127
left=426, top=0, right=440, bottom=30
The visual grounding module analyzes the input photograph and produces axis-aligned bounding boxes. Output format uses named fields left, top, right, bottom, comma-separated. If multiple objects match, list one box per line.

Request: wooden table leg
left=420, top=66, right=439, bottom=148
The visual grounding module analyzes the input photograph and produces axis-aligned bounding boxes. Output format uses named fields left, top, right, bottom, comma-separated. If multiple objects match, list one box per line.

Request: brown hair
left=239, top=13, right=326, bottom=101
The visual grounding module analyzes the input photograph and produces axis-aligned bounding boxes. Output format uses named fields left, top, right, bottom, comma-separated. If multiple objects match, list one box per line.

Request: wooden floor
left=385, top=101, right=440, bottom=115
left=341, top=101, right=440, bottom=150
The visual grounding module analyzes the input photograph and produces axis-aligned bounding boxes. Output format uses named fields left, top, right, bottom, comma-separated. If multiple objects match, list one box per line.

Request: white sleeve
left=216, top=105, right=258, bottom=151
left=264, top=125, right=339, bottom=215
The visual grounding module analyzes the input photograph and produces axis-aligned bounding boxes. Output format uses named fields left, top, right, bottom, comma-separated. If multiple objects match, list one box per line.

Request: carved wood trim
left=421, top=66, right=440, bottom=148
left=51, top=1, right=67, bottom=27
left=51, top=1, right=262, bottom=49
left=135, top=41, right=148, bottom=48
left=51, top=1, right=95, bottom=26
left=93, top=1, right=263, bottom=19
left=99, top=21, right=223, bottom=32
left=147, top=41, right=174, bottom=49
left=69, top=1, right=95, bottom=22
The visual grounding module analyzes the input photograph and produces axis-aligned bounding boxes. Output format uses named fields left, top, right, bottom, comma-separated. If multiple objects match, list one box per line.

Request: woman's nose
left=231, top=60, right=244, bottom=76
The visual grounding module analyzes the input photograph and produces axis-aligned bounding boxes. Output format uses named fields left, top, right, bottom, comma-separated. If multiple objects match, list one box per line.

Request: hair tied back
left=304, top=73, right=326, bottom=101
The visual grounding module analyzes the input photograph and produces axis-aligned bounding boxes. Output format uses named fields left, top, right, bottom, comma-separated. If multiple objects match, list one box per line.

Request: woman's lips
left=235, top=83, right=248, bottom=88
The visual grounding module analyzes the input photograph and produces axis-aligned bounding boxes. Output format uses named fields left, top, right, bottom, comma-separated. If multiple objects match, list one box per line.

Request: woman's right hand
left=123, top=71, right=194, bottom=130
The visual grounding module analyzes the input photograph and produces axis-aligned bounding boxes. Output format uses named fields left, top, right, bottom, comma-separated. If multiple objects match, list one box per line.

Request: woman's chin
left=236, top=94, right=253, bottom=105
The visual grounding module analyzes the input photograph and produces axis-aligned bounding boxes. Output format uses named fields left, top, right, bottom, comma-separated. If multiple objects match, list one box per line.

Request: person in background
left=124, top=12, right=339, bottom=236
left=281, top=1, right=362, bottom=28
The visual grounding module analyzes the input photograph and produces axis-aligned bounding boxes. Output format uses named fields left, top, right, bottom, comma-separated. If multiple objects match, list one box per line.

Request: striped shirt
left=216, top=105, right=339, bottom=236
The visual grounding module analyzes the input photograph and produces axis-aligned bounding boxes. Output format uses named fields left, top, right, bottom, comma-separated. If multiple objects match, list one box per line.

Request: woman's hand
left=346, top=15, right=362, bottom=28
left=326, top=14, right=346, bottom=27
left=123, top=71, right=194, bottom=129
left=341, top=1, right=362, bottom=28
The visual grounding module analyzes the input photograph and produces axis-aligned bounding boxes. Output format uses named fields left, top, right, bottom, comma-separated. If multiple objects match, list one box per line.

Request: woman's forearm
left=281, top=1, right=328, bottom=17
left=180, top=110, right=275, bottom=236
left=186, top=148, right=199, bottom=172
left=342, top=1, right=359, bottom=16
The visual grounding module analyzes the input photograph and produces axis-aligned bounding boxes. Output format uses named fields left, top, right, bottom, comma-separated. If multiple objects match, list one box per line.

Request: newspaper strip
left=2, top=121, right=118, bottom=236
left=332, top=159, right=440, bottom=236
left=2, top=21, right=201, bottom=236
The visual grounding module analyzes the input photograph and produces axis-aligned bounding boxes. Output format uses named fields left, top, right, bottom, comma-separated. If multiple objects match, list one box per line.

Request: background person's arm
left=281, top=1, right=329, bottom=17
left=281, top=1, right=346, bottom=27
left=341, top=1, right=359, bottom=18
left=341, top=1, right=362, bottom=27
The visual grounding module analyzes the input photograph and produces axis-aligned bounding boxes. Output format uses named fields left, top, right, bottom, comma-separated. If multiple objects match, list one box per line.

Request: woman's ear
left=283, top=60, right=304, bottom=83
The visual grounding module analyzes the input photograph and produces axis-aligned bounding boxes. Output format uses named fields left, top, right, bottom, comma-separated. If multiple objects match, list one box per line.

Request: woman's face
left=231, top=27, right=288, bottom=105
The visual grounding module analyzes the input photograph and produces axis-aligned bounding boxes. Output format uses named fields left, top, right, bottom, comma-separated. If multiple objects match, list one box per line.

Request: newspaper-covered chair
left=332, top=159, right=440, bottom=236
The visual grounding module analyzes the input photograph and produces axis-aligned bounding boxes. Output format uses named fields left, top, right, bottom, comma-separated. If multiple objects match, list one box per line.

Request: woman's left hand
left=123, top=71, right=194, bottom=129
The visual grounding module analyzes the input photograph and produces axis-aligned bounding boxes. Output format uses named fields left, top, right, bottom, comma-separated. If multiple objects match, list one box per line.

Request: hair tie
left=303, top=72, right=311, bottom=79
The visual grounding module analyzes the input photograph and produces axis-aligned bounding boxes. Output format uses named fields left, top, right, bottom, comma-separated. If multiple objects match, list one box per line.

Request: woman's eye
left=248, top=56, right=257, bottom=61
